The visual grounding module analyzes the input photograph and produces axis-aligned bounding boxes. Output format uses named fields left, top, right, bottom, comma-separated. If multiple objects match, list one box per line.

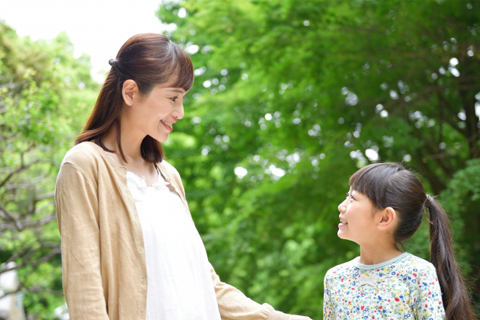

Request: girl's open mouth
left=338, top=219, right=348, bottom=227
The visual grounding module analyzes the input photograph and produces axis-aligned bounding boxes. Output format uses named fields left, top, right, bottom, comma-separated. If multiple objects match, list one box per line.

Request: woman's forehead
left=154, top=83, right=186, bottom=94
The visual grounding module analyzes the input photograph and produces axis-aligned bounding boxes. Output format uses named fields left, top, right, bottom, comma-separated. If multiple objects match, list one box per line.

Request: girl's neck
left=358, top=244, right=403, bottom=265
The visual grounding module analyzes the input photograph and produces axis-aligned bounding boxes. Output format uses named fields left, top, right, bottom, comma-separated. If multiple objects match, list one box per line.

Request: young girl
left=323, top=162, right=476, bottom=320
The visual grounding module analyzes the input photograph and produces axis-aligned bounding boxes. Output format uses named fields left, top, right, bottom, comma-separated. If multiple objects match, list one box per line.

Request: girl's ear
left=122, top=79, right=138, bottom=106
left=377, top=207, right=397, bottom=231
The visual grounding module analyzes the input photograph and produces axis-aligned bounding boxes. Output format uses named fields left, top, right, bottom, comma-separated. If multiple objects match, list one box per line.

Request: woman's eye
left=170, top=97, right=178, bottom=102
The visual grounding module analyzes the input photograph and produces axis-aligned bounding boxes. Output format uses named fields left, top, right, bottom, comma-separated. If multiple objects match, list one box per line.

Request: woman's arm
left=55, top=162, right=109, bottom=319
left=164, top=162, right=312, bottom=320
left=209, top=263, right=312, bottom=320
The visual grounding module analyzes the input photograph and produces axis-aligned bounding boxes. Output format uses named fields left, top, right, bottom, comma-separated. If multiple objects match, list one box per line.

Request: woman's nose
left=174, top=103, right=184, bottom=120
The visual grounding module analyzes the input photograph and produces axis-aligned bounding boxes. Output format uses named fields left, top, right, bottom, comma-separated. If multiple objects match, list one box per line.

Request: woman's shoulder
left=158, top=159, right=182, bottom=180
left=59, top=142, right=111, bottom=179
left=157, top=159, right=187, bottom=196
left=61, top=141, right=104, bottom=166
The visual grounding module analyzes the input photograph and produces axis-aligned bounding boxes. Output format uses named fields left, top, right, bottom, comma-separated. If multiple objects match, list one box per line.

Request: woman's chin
left=149, top=133, right=169, bottom=143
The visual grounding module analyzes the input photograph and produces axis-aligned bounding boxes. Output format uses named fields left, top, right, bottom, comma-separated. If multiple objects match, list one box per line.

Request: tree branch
left=0, top=247, right=62, bottom=275
left=0, top=286, right=23, bottom=301
left=35, top=191, right=54, bottom=202
left=0, top=213, right=57, bottom=232
left=5, top=174, right=47, bottom=191
left=0, top=284, right=63, bottom=300
left=0, top=203, right=23, bottom=231
left=0, top=158, right=41, bottom=189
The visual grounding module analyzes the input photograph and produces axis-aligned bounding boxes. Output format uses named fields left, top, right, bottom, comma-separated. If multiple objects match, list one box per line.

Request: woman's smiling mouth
left=160, top=119, right=173, bottom=132
left=161, top=119, right=173, bottom=127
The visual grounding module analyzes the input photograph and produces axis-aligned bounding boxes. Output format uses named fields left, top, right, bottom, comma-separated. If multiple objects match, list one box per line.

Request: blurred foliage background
left=1, top=0, right=479, bottom=319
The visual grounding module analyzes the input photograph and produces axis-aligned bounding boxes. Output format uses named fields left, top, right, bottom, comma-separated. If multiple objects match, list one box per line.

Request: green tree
left=0, top=22, right=98, bottom=318
left=157, top=0, right=480, bottom=317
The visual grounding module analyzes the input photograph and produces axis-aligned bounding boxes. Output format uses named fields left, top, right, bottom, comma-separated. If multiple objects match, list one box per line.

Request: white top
left=126, top=169, right=221, bottom=320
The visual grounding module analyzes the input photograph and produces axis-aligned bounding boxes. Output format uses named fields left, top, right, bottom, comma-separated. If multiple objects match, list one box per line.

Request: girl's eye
left=170, top=97, right=178, bottom=102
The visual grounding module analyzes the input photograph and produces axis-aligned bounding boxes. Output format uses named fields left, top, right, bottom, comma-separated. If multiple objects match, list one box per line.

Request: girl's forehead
left=350, top=188, right=366, bottom=196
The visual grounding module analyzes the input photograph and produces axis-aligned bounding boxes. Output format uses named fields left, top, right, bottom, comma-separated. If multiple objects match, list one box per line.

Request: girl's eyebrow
left=167, top=89, right=185, bottom=94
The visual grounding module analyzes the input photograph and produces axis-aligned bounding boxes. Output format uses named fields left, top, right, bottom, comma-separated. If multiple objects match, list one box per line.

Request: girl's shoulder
left=325, top=253, right=436, bottom=280
left=395, top=253, right=437, bottom=274
left=325, top=258, right=358, bottom=279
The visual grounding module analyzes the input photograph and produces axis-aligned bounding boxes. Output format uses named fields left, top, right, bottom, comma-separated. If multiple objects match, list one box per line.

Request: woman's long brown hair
left=76, top=33, right=194, bottom=163
left=349, top=162, right=476, bottom=319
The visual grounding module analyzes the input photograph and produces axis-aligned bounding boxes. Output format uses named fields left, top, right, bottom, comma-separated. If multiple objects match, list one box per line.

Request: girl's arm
left=413, top=263, right=446, bottom=320
left=55, top=162, right=109, bottom=319
left=323, top=272, right=335, bottom=320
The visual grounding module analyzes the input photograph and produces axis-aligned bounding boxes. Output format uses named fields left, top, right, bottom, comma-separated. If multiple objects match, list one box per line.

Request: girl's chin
left=337, top=230, right=348, bottom=239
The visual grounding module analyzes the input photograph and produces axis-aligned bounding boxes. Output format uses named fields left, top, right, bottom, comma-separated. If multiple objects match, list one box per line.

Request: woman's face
left=129, top=80, right=187, bottom=143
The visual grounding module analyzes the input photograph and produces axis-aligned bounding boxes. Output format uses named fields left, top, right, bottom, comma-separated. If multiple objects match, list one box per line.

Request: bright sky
left=0, top=0, right=169, bottom=82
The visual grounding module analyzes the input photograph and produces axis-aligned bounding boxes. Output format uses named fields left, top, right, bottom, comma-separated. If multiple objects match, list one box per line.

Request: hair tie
left=108, top=59, right=117, bottom=67
left=425, top=194, right=434, bottom=207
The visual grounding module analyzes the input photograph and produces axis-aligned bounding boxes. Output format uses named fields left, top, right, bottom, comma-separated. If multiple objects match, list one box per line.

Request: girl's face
left=337, top=187, right=378, bottom=246
left=129, top=80, right=187, bottom=143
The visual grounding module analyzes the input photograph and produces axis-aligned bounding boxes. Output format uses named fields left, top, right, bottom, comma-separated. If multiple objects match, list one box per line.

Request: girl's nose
left=338, top=200, right=346, bottom=213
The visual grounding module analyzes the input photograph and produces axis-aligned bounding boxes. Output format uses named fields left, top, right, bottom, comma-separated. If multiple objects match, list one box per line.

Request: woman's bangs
left=169, top=46, right=194, bottom=91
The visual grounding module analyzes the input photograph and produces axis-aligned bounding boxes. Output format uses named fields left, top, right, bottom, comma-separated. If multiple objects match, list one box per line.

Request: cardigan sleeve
left=55, top=162, right=109, bottom=319
left=209, top=263, right=290, bottom=320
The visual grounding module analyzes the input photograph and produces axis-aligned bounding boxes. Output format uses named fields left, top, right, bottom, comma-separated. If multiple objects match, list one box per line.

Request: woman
left=55, top=33, right=312, bottom=320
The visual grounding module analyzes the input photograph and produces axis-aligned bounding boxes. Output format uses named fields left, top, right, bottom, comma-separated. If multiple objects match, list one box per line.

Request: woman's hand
left=288, top=315, right=313, bottom=320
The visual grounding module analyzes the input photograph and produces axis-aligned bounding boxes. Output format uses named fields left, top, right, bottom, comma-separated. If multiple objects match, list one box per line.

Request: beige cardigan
left=55, top=141, right=289, bottom=320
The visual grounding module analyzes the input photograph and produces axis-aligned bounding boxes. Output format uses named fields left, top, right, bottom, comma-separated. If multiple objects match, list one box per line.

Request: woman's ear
left=122, top=79, right=138, bottom=106
left=377, top=207, right=397, bottom=231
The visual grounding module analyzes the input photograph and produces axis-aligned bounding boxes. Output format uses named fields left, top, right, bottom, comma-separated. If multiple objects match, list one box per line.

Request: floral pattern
left=323, top=253, right=445, bottom=320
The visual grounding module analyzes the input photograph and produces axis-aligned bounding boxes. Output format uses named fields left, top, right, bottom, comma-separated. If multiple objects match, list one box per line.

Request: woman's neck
left=102, top=121, right=145, bottom=164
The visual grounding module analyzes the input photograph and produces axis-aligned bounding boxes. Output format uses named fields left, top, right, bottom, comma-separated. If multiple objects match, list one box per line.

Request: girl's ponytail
left=427, top=197, right=476, bottom=319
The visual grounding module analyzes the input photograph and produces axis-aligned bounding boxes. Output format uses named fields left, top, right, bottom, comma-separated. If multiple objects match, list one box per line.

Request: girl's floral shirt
left=323, top=252, right=445, bottom=320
